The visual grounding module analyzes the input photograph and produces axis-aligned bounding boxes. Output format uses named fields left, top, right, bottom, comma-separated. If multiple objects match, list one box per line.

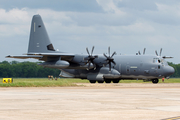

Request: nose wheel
left=152, top=78, right=159, bottom=84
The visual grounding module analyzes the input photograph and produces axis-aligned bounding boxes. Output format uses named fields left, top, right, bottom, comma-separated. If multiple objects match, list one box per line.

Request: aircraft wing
left=27, top=53, right=75, bottom=56
left=6, top=55, right=42, bottom=59
left=6, top=53, right=75, bottom=61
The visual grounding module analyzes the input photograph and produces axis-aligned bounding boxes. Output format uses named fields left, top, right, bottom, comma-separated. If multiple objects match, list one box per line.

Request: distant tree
left=168, top=62, right=180, bottom=78
left=0, top=61, right=60, bottom=78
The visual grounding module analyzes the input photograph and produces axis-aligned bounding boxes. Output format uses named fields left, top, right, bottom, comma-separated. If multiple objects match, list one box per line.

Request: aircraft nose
left=164, top=66, right=175, bottom=77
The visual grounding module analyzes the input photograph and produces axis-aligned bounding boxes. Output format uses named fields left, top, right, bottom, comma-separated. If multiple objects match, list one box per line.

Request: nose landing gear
left=152, top=78, right=159, bottom=84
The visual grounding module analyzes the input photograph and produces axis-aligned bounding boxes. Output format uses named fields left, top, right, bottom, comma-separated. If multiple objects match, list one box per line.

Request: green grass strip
left=0, top=78, right=180, bottom=87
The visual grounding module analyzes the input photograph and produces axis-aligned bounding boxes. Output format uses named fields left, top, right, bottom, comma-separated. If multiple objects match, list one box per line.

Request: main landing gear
left=152, top=78, right=159, bottom=84
left=89, top=80, right=120, bottom=84
left=89, top=80, right=96, bottom=83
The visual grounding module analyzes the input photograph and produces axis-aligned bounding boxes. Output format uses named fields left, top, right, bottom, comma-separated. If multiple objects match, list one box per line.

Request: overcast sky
left=0, top=0, right=180, bottom=63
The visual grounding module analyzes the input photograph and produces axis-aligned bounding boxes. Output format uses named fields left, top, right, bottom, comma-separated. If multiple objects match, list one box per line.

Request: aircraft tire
left=89, top=80, right=96, bottom=83
left=105, top=80, right=111, bottom=83
left=113, top=80, right=120, bottom=83
left=97, top=81, right=104, bottom=83
left=152, top=79, right=159, bottom=84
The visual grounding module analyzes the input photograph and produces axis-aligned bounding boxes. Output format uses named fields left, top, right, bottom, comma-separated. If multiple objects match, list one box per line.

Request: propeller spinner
left=84, top=46, right=98, bottom=70
left=103, top=47, right=116, bottom=72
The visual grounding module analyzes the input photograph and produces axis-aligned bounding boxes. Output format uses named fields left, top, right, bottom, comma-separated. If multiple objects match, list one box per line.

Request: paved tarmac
left=0, top=83, right=180, bottom=120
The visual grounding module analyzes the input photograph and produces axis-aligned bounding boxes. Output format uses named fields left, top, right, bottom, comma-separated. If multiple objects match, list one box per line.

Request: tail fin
left=28, top=15, right=56, bottom=54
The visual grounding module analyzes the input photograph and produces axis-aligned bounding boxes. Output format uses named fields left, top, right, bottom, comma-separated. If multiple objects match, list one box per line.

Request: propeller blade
left=138, top=51, right=141, bottom=55
left=112, top=61, right=116, bottom=65
left=111, top=52, right=116, bottom=58
left=108, top=46, right=110, bottom=57
left=87, top=61, right=91, bottom=70
left=103, top=53, right=108, bottom=58
left=143, top=48, right=146, bottom=55
left=91, top=46, right=94, bottom=55
left=155, top=50, right=158, bottom=56
left=86, top=47, right=90, bottom=55
left=109, top=63, right=111, bottom=72
left=160, top=48, right=162, bottom=56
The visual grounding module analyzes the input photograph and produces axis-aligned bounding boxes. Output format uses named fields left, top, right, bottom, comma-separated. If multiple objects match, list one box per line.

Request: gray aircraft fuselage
left=40, top=54, right=174, bottom=82
left=6, top=15, right=175, bottom=84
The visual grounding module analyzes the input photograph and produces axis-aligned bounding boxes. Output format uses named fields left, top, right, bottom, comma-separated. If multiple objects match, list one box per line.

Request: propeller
left=138, top=48, right=146, bottom=55
left=103, top=47, right=116, bottom=72
left=155, top=48, right=162, bottom=56
left=155, top=48, right=173, bottom=59
left=84, top=46, right=98, bottom=70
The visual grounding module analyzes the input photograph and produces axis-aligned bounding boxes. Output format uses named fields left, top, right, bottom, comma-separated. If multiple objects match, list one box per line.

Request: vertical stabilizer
left=28, top=15, right=56, bottom=54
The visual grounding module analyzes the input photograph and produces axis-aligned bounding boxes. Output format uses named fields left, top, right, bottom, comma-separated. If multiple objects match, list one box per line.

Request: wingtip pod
left=28, top=14, right=56, bottom=54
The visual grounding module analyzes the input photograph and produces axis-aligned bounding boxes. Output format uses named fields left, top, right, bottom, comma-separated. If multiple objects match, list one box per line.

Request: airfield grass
left=0, top=78, right=180, bottom=87
left=0, top=78, right=89, bottom=87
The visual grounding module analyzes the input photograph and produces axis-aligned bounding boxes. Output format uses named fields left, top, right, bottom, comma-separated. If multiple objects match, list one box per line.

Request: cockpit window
left=153, top=58, right=163, bottom=64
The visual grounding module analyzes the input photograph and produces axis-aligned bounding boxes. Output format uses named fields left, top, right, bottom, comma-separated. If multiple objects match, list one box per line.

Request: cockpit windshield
left=153, top=58, right=163, bottom=64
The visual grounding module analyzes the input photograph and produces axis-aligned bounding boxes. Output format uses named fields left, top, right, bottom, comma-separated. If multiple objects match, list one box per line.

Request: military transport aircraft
left=6, top=15, right=175, bottom=84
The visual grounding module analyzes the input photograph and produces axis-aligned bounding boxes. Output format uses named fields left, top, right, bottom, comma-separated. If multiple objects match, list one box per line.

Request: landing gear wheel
left=152, top=79, right=159, bottom=84
left=98, top=81, right=104, bottom=83
left=113, top=80, right=120, bottom=83
left=105, top=80, right=111, bottom=83
left=89, top=80, right=96, bottom=83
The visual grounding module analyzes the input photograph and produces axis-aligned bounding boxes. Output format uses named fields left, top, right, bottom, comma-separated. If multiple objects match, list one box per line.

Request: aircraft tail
left=28, top=15, right=56, bottom=54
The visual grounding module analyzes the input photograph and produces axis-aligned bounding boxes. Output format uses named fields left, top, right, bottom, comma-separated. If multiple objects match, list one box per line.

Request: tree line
left=0, top=61, right=60, bottom=78
left=0, top=61, right=179, bottom=78
left=167, top=62, right=180, bottom=78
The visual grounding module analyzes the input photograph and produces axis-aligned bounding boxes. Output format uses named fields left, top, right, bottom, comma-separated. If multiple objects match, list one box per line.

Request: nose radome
left=170, top=66, right=175, bottom=75
left=164, top=66, right=175, bottom=76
